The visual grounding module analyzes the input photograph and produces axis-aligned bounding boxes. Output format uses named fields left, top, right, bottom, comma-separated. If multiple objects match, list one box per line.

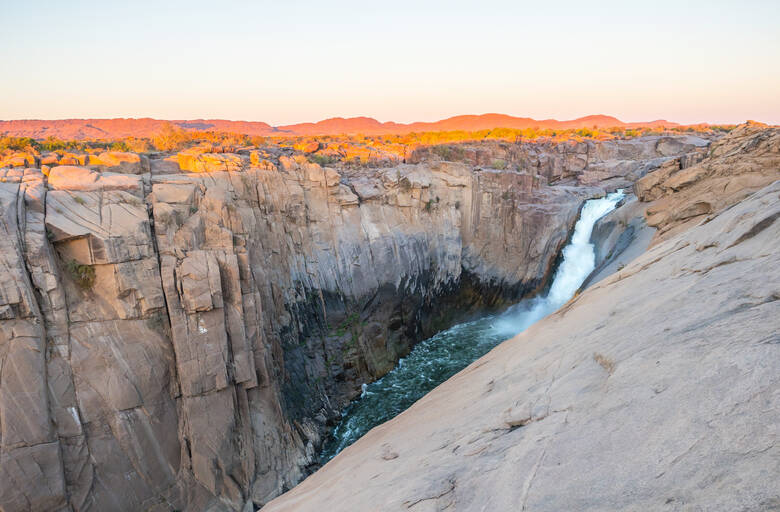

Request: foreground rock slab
left=263, top=181, right=780, bottom=511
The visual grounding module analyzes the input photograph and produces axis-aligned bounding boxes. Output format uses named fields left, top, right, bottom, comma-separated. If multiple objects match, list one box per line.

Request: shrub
left=107, top=138, right=151, bottom=153
left=66, top=259, right=96, bottom=290
left=576, top=128, right=599, bottom=138
left=39, top=136, right=67, bottom=151
left=110, top=140, right=131, bottom=152
left=431, top=145, right=465, bottom=161
left=343, top=155, right=364, bottom=167
left=152, top=122, right=188, bottom=151
left=710, top=125, right=736, bottom=133
left=333, top=312, right=360, bottom=337
left=0, top=136, right=36, bottom=151
left=250, top=135, right=267, bottom=147
left=492, top=159, right=507, bottom=170
left=623, top=129, right=640, bottom=138
left=38, top=137, right=95, bottom=152
left=593, top=352, right=615, bottom=374
left=308, top=154, right=337, bottom=166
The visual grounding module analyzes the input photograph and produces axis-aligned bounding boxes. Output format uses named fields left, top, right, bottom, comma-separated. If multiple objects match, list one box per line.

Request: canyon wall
left=263, top=125, right=780, bottom=512
left=0, top=134, right=709, bottom=511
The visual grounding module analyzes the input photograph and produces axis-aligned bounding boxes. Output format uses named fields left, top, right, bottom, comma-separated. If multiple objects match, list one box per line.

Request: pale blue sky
left=1, top=0, right=779, bottom=124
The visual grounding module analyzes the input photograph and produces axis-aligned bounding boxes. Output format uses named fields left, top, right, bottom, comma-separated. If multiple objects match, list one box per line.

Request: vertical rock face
left=0, top=134, right=711, bottom=511
left=0, top=171, right=68, bottom=512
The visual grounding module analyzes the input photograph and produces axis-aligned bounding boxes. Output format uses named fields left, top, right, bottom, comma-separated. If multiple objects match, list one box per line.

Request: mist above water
left=320, top=190, right=625, bottom=462
left=492, top=189, right=625, bottom=337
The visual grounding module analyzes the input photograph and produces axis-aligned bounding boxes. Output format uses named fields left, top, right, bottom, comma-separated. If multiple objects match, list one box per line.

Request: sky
left=1, top=0, right=779, bottom=125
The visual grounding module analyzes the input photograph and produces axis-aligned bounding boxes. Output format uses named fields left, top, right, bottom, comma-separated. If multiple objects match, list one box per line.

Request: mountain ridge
left=0, top=113, right=680, bottom=140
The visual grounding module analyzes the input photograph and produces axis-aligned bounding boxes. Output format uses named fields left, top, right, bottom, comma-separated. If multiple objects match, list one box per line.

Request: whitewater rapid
left=320, top=190, right=625, bottom=462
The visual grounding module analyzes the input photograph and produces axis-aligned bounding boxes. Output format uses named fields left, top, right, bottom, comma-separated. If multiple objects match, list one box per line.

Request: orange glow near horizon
left=1, top=1, right=779, bottom=125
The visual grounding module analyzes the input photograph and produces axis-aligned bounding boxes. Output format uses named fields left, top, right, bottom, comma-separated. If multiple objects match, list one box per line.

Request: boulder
left=174, top=147, right=244, bottom=173
left=88, top=151, right=145, bottom=173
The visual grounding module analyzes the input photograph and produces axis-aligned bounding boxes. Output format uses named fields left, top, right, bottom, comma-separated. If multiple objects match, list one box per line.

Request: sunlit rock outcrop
left=636, top=121, right=780, bottom=242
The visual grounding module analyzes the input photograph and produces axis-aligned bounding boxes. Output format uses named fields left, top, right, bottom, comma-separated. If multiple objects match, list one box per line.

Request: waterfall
left=492, top=189, right=625, bottom=336
left=320, top=190, right=625, bottom=462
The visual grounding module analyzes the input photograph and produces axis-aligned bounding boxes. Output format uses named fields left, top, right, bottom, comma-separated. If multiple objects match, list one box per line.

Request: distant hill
left=0, top=114, right=680, bottom=140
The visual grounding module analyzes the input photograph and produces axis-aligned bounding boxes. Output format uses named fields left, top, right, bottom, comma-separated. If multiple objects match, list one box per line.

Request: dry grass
left=593, top=352, right=616, bottom=374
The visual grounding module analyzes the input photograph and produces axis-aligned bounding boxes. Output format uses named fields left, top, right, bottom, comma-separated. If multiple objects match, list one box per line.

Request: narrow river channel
left=320, top=190, right=625, bottom=462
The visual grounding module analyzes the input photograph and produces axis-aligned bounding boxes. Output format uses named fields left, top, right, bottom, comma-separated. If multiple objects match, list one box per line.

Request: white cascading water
left=492, top=189, right=626, bottom=336
left=321, top=190, right=626, bottom=461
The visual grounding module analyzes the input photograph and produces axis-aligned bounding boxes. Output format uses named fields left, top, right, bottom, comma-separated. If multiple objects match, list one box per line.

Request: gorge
left=320, top=190, right=626, bottom=461
left=264, top=122, right=780, bottom=511
left=0, top=123, right=778, bottom=511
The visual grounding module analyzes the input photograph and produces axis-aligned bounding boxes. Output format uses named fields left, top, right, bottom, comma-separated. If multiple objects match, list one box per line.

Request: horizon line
left=1, top=113, right=693, bottom=126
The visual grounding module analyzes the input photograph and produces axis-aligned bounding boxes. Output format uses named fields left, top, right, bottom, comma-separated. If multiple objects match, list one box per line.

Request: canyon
left=264, top=123, right=780, bottom=512
left=0, top=123, right=777, bottom=511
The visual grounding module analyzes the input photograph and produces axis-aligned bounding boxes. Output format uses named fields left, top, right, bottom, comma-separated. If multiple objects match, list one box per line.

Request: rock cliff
left=636, top=121, right=780, bottom=243
left=263, top=125, right=780, bottom=511
left=0, top=134, right=712, bottom=510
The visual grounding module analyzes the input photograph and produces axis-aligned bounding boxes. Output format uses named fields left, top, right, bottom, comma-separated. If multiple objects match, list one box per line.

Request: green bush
left=333, top=312, right=360, bottom=336
left=431, top=145, right=465, bottom=161
left=308, top=154, right=337, bottom=166
left=110, top=140, right=132, bottom=152
left=492, top=159, right=507, bottom=170
left=0, top=136, right=36, bottom=151
left=66, top=260, right=96, bottom=290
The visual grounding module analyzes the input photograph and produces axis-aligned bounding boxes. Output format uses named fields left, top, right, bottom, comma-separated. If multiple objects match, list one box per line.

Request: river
left=320, top=190, right=625, bottom=462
